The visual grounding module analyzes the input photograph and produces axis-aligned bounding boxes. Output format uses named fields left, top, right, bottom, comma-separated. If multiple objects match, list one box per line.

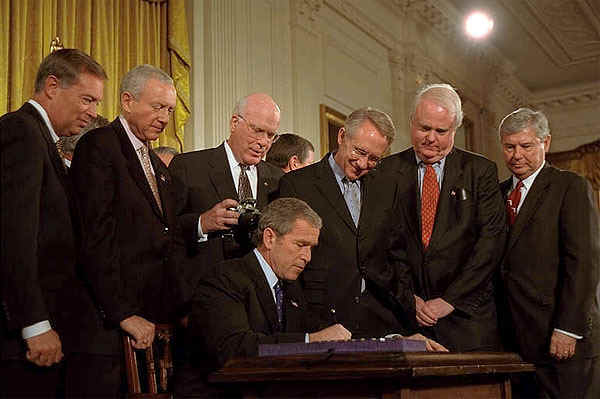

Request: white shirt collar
left=119, top=115, right=145, bottom=152
left=224, top=140, right=256, bottom=171
left=28, top=99, right=59, bottom=144
left=512, top=161, right=545, bottom=191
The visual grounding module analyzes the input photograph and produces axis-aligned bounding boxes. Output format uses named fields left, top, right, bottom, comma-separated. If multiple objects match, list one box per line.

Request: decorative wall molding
left=324, top=0, right=396, bottom=49
left=500, top=0, right=600, bottom=66
left=291, top=0, right=323, bottom=31
left=532, top=82, right=600, bottom=109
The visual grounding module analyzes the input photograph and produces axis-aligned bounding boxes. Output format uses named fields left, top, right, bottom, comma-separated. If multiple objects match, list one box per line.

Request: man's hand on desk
left=407, top=333, right=449, bottom=352
left=201, top=199, right=240, bottom=233
left=309, top=323, right=351, bottom=342
left=25, top=329, right=64, bottom=366
left=120, top=315, right=155, bottom=349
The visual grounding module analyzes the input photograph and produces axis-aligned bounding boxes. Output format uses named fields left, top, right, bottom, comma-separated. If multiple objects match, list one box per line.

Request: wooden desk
left=209, top=352, right=535, bottom=398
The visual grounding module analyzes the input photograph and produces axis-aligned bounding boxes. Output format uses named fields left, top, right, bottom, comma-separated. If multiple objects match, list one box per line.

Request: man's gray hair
left=411, top=83, right=463, bottom=129
left=252, top=198, right=322, bottom=247
left=499, top=108, right=550, bottom=140
left=344, top=107, right=395, bottom=144
left=34, top=48, right=107, bottom=93
left=119, top=64, right=173, bottom=99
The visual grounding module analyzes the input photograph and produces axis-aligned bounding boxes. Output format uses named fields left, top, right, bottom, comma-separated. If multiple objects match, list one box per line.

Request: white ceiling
left=447, top=0, right=600, bottom=93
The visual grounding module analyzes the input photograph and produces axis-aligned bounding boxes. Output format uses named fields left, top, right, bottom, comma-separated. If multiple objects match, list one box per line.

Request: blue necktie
left=342, top=177, right=361, bottom=226
left=274, top=281, right=284, bottom=328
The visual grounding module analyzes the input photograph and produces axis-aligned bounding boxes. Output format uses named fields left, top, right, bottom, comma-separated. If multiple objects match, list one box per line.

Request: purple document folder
left=259, top=338, right=426, bottom=357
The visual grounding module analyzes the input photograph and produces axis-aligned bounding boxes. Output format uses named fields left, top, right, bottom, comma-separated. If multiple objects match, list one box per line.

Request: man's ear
left=263, top=227, right=277, bottom=250
left=543, top=134, right=552, bottom=153
left=121, top=91, right=135, bottom=113
left=337, top=127, right=345, bottom=146
left=288, top=155, right=300, bottom=171
left=44, top=75, right=60, bottom=99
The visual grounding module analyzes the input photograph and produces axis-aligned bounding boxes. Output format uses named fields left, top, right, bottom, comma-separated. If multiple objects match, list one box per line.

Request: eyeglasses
left=235, top=114, right=279, bottom=142
left=350, top=145, right=381, bottom=167
left=150, top=103, right=175, bottom=115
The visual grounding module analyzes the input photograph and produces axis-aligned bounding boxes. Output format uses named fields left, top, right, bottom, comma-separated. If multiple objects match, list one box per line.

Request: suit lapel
left=150, top=152, right=170, bottom=224
left=22, top=103, right=69, bottom=187
left=244, top=253, right=280, bottom=332
left=208, top=144, right=238, bottom=202
left=315, top=156, right=357, bottom=234
left=506, top=166, right=553, bottom=251
left=428, top=149, right=463, bottom=249
left=114, top=119, right=164, bottom=220
left=393, top=150, right=421, bottom=245
left=256, top=162, right=276, bottom=208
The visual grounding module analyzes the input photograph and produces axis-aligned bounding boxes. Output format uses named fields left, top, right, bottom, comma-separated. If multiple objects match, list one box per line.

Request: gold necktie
left=138, top=145, right=163, bottom=213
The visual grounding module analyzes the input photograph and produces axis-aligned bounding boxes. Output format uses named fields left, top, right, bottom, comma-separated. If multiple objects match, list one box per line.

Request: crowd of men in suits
left=1, top=49, right=598, bottom=399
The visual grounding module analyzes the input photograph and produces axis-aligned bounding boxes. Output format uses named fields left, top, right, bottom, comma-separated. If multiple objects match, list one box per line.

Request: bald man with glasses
left=170, top=93, right=284, bottom=304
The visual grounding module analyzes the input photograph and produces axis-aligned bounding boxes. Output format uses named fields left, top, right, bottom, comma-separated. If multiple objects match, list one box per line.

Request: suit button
left=354, top=296, right=360, bottom=304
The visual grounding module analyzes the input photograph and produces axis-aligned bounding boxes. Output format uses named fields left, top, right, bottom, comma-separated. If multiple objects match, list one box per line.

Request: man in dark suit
left=177, top=198, right=351, bottom=397
left=69, top=64, right=183, bottom=397
left=278, top=108, right=424, bottom=341
left=379, top=84, right=506, bottom=352
left=1, top=49, right=106, bottom=397
left=169, top=93, right=283, bottom=301
left=497, top=108, right=599, bottom=399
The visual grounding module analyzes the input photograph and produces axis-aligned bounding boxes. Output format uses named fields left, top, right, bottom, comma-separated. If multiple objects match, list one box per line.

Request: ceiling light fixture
left=465, top=11, right=494, bottom=39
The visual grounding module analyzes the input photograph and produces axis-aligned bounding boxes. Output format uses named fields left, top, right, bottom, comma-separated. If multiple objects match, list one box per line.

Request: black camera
left=228, top=198, right=261, bottom=231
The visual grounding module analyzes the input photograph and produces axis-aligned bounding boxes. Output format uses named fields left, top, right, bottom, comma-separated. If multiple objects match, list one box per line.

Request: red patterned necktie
left=421, top=164, right=439, bottom=249
left=506, top=180, right=524, bottom=225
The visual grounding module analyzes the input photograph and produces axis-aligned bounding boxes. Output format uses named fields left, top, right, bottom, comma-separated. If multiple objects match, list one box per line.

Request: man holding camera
left=170, top=93, right=284, bottom=302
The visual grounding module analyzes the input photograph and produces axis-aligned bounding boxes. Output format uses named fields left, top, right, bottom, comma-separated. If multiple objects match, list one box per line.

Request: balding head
left=229, top=93, right=281, bottom=165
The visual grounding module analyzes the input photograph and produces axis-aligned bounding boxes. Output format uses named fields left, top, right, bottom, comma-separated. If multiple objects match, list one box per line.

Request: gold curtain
left=0, top=0, right=190, bottom=151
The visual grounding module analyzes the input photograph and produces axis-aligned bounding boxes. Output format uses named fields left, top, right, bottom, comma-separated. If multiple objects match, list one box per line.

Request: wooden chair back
left=123, top=323, right=175, bottom=398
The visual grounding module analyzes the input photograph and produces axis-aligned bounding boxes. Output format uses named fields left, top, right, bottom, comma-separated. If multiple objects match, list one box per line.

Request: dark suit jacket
left=177, top=252, right=313, bottom=396
left=169, top=144, right=283, bottom=301
left=278, top=154, right=415, bottom=338
left=70, top=118, right=184, bottom=355
left=379, top=147, right=506, bottom=351
left=498, top=164, right=600, bottom=363
left=0, top=102, right=93, bottom=358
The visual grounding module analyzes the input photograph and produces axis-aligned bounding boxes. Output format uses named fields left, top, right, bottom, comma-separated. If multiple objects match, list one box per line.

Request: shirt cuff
left=305, top=333, right=310, bottom=343
left=554, top=328, right=583, bottom=340
left=22, top=320, right=52, bottom=339
left=197, top=216, right=208, bottom=243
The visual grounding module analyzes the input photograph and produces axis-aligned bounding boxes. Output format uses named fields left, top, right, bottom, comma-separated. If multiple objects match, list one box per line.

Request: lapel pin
left=290, top=300, right=299, bottom=308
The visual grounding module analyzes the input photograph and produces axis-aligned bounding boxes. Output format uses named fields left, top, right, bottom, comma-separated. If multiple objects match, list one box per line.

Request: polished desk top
left=209, top=352, right=536, bottom=384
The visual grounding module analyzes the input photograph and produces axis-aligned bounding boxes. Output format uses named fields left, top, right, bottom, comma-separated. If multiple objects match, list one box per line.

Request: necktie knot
left=506, top=180, right=524, bottom=225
